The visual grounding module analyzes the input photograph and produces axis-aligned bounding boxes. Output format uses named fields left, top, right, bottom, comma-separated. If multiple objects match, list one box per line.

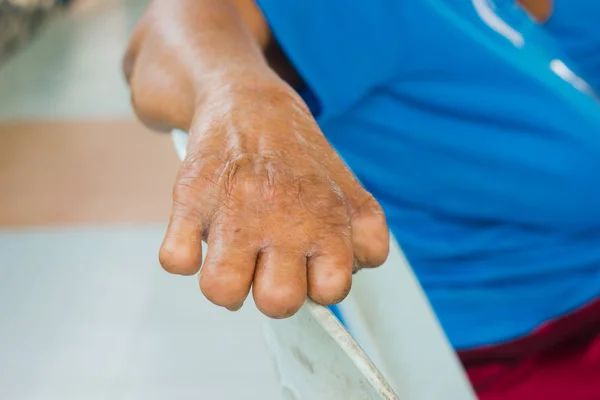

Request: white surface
left=0, top=226, right=280, bottom=400
left=340, top=241, right=477, bottom=400
left=265, top=301, right=398, bottom=400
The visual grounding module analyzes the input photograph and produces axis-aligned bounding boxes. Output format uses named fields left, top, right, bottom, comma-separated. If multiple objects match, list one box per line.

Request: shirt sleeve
left=256, top=0, right=405, bottom=122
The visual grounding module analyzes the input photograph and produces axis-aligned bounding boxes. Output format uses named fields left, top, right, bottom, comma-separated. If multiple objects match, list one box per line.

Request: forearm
left=215, top=0, right=303, bottom=89
left=147, top=0, right=281, bottom=102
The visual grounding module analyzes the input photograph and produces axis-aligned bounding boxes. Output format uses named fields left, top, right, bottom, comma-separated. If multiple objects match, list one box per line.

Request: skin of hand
left=124, top=0, right=389, bottom=318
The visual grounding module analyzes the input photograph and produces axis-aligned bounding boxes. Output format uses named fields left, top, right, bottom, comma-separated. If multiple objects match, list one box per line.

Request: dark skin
left=124, top=0, right=552, bottom=318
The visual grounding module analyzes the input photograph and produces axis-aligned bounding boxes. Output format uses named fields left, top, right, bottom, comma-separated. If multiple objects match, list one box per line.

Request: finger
left=199, top=220, right=259, bottom=311
left=329, top=158, right=390, bottom=268
left=253, top=247, right=308, bottom=319
left=307, top=232, right=353, bottom=305
left=159, top=200, right=204, bottom=276
left=349, top=191, right=390, bottom=269
left=159, top=155, right=220, bottom=276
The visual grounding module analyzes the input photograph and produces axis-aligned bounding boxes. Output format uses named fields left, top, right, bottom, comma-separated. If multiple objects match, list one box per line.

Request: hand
left=124, top=1, right=389, bottom=318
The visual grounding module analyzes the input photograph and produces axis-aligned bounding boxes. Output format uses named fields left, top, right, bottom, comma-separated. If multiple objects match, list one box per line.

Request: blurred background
left=0, top=1, right=279, bottom=398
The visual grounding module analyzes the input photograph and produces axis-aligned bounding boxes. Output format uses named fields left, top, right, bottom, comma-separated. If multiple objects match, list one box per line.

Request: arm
left=124, top=0, right=275, bottom=131
left=123, top=0, right=301, bottom=131
left=124, top=0, right=389, bottom=317
left=229, top=0, right=304, bottom=89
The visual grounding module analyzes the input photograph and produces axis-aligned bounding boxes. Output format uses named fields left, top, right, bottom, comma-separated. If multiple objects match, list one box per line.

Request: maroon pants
left=459, top=299, right=600, bottom=399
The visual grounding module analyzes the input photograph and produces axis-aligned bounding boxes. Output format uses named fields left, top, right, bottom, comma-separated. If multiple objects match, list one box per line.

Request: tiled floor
left=0, top=1, right=279, bottom=399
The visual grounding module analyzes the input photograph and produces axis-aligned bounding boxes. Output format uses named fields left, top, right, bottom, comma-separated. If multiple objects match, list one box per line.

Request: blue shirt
left=256, top=0, right=600, bottom=349
left=543, top=0, right=600, bottom=94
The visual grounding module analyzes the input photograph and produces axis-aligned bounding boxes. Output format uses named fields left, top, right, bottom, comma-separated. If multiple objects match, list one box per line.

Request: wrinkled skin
left=124, top=0, right=389, bottom=318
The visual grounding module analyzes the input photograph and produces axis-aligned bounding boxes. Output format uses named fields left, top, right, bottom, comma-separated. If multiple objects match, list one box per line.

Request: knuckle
left=353, top=203, right=388, bottom=233
left=258, top=164, right=279, bottom=201
left=178, top=155, right=209, bottom=184
left=294, top=176, right=347, bottom=217
left=169, top=199, right=202, bottom=222
left=167, top=198, right=210, bottom=241
left=350, top=187, right=381, bottom=216
left=176, top=155, right=223, bottom=197
left=180, top=153, right=211, bottom=177
left=211, top=153, right=281, bottom=204
left=180, top=153, right=251, bottom=192
left=220, top=154, right=253, bottom=196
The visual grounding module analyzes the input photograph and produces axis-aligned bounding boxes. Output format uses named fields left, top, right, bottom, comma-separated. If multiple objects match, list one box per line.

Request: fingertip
left=199, top=262, right=253, bottom=310
left=307, top=255, right=353, bottom=305
left=197, top=239, right=256, bottom=310
left=352, top=209, right=390, bottom=268
left=253, top=284, right=306, bottom=319
left=252, top=248, right=308, bottom=319
left=159, top=232, right=203, bottom=276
